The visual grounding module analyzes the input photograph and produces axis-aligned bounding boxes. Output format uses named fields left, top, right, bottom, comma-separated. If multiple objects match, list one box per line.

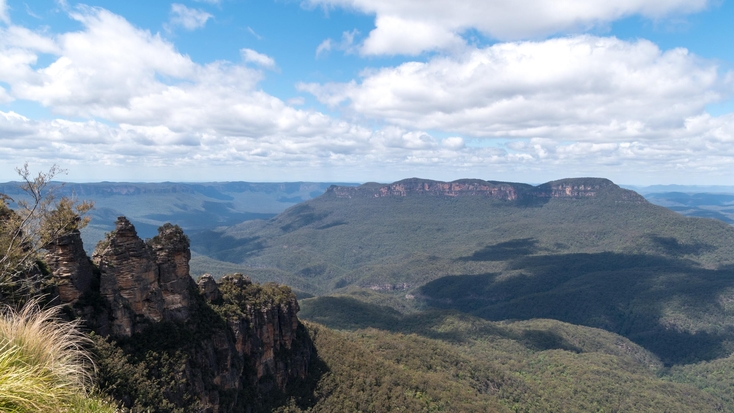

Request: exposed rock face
left=329, top=178, right=529, bottom=200
left=216, top=274, right=310, bottom=392
left=43, top=216, right=314, bottom=411
left=93, top=217, right=166, bottom=336
left=327, top=177, right=646, bottom=203
left=44, top=229, right=94, bottom=304
left=150, top=223, right=192, bottom=322
left=198, top=273, right=222, bottom=303
left=90, top=218, right=196, bottom=336
left=176, top=273, right=312, bottom=412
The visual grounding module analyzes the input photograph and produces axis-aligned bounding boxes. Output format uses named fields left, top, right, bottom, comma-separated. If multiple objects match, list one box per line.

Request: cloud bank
left=305, top=0, right=711, bottom=55
left=0, top=3, right=732, bottom=184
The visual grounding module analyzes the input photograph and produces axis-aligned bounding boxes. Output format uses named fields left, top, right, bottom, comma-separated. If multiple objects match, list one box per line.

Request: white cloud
left=6, top=8, right=197, bottom=117
left=241, top=48, right=276, bottom=69
left=168, top=3, right=212, bottom=31
left=315, top=29, right=359, bottom=57
left=0, top=0, right=10, bottom=24
left=442, top=137, right=465, bottom=150
left=301, top=36, right=729, bottom=140
left=316, top=38, right=332, bottom=57
left=305, top=0, right=711, bottom=55
left=362, top=16, right=464, bottom=55
left=0, top=6, right=734, bottom=184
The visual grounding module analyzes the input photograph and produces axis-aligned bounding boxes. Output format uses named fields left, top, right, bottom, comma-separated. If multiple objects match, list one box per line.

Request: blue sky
left=1, top=0, right=734, bottom=184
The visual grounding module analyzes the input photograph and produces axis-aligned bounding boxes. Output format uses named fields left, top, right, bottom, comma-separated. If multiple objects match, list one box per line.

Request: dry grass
left=0, top=299, right=117, bottom=413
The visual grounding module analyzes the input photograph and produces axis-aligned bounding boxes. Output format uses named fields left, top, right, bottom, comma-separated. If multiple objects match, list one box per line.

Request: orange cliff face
left=326, top=177, right=644, bottom=203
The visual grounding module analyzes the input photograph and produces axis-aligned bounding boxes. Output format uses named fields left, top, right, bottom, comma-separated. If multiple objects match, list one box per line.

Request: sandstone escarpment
left=326, top=177, right=646, bottom=203
left=329, top=178, right=531, bottom=200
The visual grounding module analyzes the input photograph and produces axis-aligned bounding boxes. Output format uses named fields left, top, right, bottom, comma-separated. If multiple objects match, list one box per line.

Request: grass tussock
left=0, top=299, right=117, bottom=413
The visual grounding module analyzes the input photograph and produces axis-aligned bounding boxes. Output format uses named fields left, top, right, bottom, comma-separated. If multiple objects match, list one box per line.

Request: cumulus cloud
left=0, top=5, right=734, bottom=184
left=305, top=0, right=711, bottom=55
left=362, top=16, right=463, bottom=55
left=300, top=36, right=730, bottom=140
left=5, top=8, right=197, bottom=117
left=168, top=3, right=212, bottom=31
left=241, top=48, right=276, bottom=69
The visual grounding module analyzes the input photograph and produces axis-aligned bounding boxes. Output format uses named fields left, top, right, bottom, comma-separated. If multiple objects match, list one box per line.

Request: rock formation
left=216, top=274, right=310, bottom=392
left=43, top=216, right=313, bottom=412
left=198, top=273, right=222, bottom=303
left=93, top=217, right=166, bottom=336
left=44, top=229, right=94, bottom=304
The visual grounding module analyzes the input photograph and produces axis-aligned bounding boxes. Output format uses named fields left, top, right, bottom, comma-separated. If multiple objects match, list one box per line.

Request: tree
left=0, top=164, right=94, bottom=291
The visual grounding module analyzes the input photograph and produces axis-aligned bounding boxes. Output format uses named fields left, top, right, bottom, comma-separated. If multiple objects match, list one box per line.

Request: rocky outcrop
left=93, top=217, right=166, bottom=336
left=326, top=177, right=646, bottom=203
left=215, top=274, right=310, bottom=392
left=43, top=216, right=313, bottom=412
left=178, top=273, right=312, bottom=412
left=44, top=229, right=94, bottom=304
left=150, top=223, right=193, bottom=322
left=198, top=273, right=222, bottom=303
left=90, top=218, right=196, bottom=336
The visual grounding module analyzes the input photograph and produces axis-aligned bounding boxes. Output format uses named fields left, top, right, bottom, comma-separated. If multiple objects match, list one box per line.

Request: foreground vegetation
left=0, top=300, right=116, bottom=413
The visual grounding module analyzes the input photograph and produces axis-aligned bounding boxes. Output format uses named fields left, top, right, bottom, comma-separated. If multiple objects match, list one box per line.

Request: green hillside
left=188, top=177, right=734, bottom=366
left=290, top=307, right=725, bottom=412
left=193, top=178, right=734, bottom=291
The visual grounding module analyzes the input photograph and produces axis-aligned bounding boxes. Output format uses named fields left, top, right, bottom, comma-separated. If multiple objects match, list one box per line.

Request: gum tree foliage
left=0, top=164, right=94, bottom=290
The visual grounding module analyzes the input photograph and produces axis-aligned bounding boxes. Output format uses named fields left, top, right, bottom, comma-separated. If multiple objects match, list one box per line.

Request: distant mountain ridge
left=187, top=176, right=734, bottom=366
left=327, top=177, right=645, bottom=202
left=0, top=181, right=358, bottom=252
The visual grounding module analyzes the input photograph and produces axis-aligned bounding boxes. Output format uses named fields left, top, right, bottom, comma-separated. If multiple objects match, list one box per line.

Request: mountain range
left=5, top=176, right=734, bottom=411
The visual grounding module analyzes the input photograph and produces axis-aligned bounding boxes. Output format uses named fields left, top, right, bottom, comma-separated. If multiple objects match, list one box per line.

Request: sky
left=1, top=0, right=734, bottom=184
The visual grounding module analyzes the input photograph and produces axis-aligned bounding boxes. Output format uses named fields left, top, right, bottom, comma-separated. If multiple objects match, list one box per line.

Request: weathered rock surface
left=150, top=223, right=193, bottom=322
left=44, top=229, right=94, bottom=304
left=93, top=217, right=166, bottom=336
left=198, top=273, right=222, bottom=303
left=217, top=274, right=310, bottom=392
left=43, top=216, right=313, bottom=412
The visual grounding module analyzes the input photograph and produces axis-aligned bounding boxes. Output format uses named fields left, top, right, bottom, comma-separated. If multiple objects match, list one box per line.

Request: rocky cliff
left=44, top=229, right=95, bottom=304
left=326, top=177, right=645, bottom=203
left=46, top=217, right=314, bottom=412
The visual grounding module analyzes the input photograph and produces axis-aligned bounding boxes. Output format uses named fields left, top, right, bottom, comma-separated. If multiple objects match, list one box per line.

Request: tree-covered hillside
left=192, top=178, right=734, bottom=293
left=188, top=177, right=734, bottom=367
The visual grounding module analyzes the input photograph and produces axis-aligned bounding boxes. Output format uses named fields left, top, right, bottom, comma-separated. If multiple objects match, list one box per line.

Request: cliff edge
left=46, top=217, right=314, bottom=412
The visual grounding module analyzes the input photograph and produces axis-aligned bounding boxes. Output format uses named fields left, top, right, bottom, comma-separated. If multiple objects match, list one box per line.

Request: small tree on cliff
left=0, top=164, right=94, bottom=292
